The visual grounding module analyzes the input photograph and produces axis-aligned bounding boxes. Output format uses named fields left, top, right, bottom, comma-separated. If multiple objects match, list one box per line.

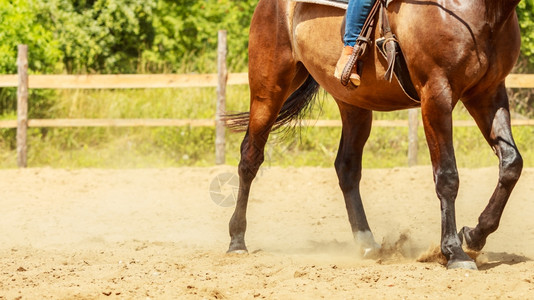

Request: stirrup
left=340, top=45, right=362, bottom=86
left=340, top=35, right=372, bottom=86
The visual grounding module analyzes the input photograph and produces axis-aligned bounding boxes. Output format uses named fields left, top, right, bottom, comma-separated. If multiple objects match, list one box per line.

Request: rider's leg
left=334, top=0, right=377, bottom=85
left=344, top=0, right=376, bottom=46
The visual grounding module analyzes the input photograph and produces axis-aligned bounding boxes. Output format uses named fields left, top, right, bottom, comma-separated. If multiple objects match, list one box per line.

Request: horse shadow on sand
left=477, top=252, right=531, bottom=270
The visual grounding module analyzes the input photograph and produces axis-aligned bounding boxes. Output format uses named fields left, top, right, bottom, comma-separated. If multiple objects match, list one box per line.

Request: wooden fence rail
left=1, top=39, right=534, bottom=167
left=1, top=72, right=534, bottom=89
left=0, top=73, right=250, bottom=89
left=2, top=118, right=534, bottom=130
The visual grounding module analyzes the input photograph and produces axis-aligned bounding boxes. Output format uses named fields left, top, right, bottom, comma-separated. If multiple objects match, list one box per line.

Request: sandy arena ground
left=0, top=165, right=534, bottom=299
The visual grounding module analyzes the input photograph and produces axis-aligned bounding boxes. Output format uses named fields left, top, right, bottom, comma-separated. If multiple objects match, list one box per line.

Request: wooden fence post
left=17, top=45, right=28, bottom=168
left=407, top=108, right=418, bottom=167
left=215, top=30, right=227, bottom=165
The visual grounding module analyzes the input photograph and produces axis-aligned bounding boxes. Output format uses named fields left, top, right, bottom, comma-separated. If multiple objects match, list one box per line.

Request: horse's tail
left=224, top=75, right=320, bottom=132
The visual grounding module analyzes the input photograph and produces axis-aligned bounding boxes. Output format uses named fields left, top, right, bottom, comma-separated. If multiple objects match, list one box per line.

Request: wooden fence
left=1, top=34, right=534, bottom=167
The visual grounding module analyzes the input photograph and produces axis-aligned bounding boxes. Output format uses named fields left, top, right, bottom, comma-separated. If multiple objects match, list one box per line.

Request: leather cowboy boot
left=334, top=45, right=353, bottom=79
left=334, top=45, right=361, bottom=86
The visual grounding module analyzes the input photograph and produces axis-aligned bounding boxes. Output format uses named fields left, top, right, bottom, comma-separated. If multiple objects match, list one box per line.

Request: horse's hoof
left=226, top=244, right=248, bottom=255
left=447, top=260, right=478, bottom=270
left=459, top=226, right=485, bottom=251
left=354, top=231, right=381, bottom=258
left=362, top=246, right=380, bottom=259
left=226, top=249, right=248, bottom=255
left=227, top=238, right=248, bottom=254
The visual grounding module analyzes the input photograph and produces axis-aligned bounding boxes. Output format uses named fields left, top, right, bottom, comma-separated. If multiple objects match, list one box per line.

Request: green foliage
left=0, top=0, right=63, bottom=74
left=0, top=0, right=63, bottom=118
left=517, top=0, right=534, bottom=68
left=3, top=0, right=258, bottom=75
left=142, top=0, right=256, bottom=73
left=28, top=0, right=256, bottom=74
left=35, top=0, right=156, bottom=73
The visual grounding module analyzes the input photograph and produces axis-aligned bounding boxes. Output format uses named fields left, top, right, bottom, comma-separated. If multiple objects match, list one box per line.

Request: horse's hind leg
left=459, top=83, right=523, bottom=251
left=227, top=0, right=309, bottom=253
left=228, top=73, right=309, bottom=254
left=334, top=100, right=380, bottom=256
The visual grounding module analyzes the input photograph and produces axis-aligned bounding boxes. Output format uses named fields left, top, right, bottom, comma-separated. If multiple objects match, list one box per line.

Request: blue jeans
left=344, top=0, right=377, bottom=47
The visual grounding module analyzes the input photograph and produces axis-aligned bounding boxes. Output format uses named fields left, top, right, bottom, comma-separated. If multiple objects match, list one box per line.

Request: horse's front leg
left=460, top=83, right=523, bottom=251
left=420, top=82, right=477, bottom=270
left=334, top=100, right=380, bottom=257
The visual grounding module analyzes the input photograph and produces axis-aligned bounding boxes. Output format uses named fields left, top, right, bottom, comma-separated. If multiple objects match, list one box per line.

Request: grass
left=0, top=85, right=533, bottom=169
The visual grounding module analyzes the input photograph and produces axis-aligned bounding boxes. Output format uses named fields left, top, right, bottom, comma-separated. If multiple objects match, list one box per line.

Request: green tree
left=0, top=0, right=62, bottom=74
left=35, top=0, right=156, bottom=73
left=0, top=0, right=62, bottom=117
left=517, top=0, right=534, bottom=69
left=143, top=0, right=256, bottom=73
left=31, top=0, right=257, bottom=74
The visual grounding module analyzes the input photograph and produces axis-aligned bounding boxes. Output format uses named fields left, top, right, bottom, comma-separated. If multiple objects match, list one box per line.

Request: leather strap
left=340, top=0, right=381, bottom=86
left=380, top=0, right=397, bottom=82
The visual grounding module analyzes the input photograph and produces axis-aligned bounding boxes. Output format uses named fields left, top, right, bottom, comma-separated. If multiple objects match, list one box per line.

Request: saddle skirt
left=292, top=0, right=395, bottom=10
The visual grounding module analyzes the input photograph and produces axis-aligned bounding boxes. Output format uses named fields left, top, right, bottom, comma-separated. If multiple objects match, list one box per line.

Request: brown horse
left=225, top=0, right=523, bottom=270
